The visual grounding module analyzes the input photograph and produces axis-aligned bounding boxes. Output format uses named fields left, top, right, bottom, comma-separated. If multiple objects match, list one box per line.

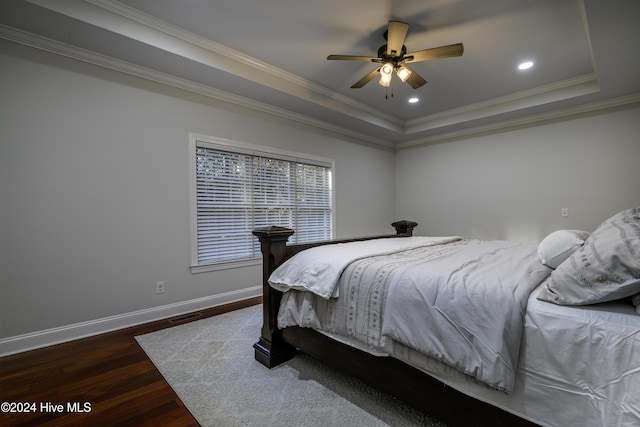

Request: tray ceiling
left=1, top=0, right=639, bottom=147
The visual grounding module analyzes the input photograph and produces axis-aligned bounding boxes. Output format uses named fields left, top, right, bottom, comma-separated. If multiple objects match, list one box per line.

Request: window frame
left=188, top=133, right=335, bottom=273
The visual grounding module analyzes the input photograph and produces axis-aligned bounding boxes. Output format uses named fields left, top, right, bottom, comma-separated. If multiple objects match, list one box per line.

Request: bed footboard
left=251, top=220, right=417, bottom=368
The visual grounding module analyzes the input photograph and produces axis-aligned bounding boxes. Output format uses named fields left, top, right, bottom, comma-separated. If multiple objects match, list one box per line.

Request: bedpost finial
left=252, top=226, right=295, bottom=241
left=391, top=220, right=418, bottom=236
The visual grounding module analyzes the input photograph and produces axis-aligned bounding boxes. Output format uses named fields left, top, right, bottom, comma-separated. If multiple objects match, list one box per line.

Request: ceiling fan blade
left=403, top=43, right=464, bottom=63
left=386, top=21, right=409, bottom=56
left=351, top=67, right=381, bottom=88
left=403, top=66, right=427, bottom=89
left=327, top=55, right=381, bottom=62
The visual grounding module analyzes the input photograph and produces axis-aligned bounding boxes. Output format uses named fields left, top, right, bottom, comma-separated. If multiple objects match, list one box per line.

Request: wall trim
left=1, top=9, right=635, bottom=150
left=0, top=286, right=261, bottom=357
left=85, top=0, right=402, bottom=127
left=404, top=73, right=599, bottom=134
left=397, top=93, right=640, bottom=149
left=0, top=24, right=393, bottom=149
left=25, top=0, right=403, bottom=134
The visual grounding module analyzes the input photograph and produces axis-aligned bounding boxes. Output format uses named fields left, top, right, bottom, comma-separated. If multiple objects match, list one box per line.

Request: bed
left=252, top=210, right=640, bottom=427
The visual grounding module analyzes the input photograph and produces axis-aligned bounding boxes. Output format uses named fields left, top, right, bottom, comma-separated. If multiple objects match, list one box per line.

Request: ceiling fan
left=327, top=21, right=464, bottom=89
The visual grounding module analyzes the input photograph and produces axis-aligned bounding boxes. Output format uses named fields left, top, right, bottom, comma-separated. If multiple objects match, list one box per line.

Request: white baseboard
left=0, top=286, right=261, bottom=357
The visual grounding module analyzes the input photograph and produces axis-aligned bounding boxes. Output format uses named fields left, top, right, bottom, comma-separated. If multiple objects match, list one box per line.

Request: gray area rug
left=136, top=305, right=446, bottom=426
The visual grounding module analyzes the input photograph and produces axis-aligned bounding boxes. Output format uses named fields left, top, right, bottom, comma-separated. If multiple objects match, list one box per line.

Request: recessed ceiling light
left=408, top=97, right=419, bottom=104
left=518, top=61, right=534, bottom=70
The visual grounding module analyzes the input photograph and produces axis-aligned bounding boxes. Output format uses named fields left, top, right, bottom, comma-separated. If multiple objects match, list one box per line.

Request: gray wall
left=0, top=41, right=396, bottom=338
left=396, top=105, right=640, bottom=242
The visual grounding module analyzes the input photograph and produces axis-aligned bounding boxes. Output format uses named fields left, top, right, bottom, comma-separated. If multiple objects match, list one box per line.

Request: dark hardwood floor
left=0, top=297, right=262, bottom=426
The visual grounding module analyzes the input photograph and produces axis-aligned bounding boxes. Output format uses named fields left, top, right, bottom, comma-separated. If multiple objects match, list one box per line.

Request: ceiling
left=1, top=0, right=639, bottom=147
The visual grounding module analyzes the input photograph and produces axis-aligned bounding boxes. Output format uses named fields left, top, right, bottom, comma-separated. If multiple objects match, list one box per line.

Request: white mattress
left=390, top=285, right=640, bottom=427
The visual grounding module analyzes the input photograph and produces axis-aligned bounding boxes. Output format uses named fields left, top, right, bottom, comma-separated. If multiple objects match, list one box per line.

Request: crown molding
left=86, top=0, right=403, bottom=126
left=397, top=93, right=640, bottom=149
left=6, top=1, right=633, bottom=150
left=25, top=0, right=403, bottom=134
left=0, top=24, right=394, bottom=148
left=4, top=22, right=632, bottom=152
left=405, top=73, right=599, bottom=134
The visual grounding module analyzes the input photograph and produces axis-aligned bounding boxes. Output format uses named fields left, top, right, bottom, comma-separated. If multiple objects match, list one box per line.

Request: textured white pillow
left=537, top=229, right=590, bottom=269
left=538, top=207, right=640, bottom=306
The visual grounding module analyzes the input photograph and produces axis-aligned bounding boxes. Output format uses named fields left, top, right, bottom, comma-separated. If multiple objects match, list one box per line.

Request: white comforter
left=382, top=240, right=551, bottom=391
left=269, top=236, right=461, bottom=298
left=273, top=237, right=552, bottom=392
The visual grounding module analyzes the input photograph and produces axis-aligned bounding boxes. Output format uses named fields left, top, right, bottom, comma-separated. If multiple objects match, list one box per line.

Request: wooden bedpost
left=251, top=226, right=296, bottom=368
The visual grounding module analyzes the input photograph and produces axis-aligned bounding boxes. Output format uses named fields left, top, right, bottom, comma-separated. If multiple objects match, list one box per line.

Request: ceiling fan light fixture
left=380, top=62, right=394, bottom=76
left=378, top=73, right=392, bottom=87
left=396, top=65, right=412, bottom=82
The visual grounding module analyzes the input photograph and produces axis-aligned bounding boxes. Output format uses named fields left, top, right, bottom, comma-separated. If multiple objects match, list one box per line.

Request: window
left=189, top=134, right=333, bottom=271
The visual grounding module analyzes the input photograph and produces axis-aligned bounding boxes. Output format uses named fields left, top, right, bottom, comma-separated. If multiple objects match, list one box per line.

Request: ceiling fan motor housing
left=377, top=44, right=407, bottom=64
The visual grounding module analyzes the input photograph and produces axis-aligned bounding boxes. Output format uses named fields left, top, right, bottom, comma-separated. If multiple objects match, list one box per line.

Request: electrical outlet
left=155, top=281, right=165, bottom=294
left=561, top=208, right=569, bottom=217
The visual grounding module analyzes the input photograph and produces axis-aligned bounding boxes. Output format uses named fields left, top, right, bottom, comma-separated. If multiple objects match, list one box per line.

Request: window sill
left=190, top=258, right=261, bottom=274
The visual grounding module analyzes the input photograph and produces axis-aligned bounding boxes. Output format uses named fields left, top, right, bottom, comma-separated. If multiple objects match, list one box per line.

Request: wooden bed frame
left=252, top=221, right=537, bottom=427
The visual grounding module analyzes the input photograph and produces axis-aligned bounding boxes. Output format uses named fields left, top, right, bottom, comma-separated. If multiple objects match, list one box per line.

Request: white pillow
left=537, top=229, right=590, bottom=269
left=538, top=208, right=640, bottom=306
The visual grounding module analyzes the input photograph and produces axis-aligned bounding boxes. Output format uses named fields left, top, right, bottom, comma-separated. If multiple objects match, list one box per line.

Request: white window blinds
left=193, top=141, right=332, bottom=266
